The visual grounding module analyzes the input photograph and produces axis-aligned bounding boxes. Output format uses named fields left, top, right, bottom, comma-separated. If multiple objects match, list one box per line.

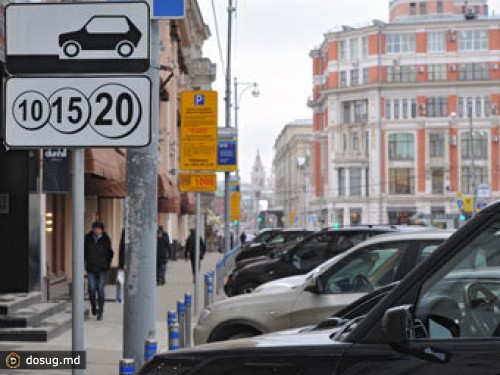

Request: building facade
left=273, top=120, right=314, bottom=228
left=309, top=0, right=500, bottom=227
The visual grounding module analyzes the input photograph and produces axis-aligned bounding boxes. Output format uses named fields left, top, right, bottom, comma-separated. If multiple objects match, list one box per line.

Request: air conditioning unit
left=419, top=66, right=425, bottom=73
left=449, top=65, right=457, bottom=72
left=492, top=63, right=499, bottom=70
left=450, top=135, right=457, bottom=146
left=492, top=104, right=498, bottom=115
left=493, top=136, right=499, bottom=142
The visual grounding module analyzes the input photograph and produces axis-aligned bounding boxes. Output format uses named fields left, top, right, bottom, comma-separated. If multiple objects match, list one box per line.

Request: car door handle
left=423, top=347, right=448, bottom=363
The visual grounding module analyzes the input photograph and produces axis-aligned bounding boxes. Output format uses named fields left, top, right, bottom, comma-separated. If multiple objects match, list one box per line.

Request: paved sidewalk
left=0, top=251, right=225, bottom=374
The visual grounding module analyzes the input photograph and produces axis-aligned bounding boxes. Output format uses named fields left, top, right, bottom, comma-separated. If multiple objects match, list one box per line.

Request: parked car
left=140, top=201, right=500, bottom=375
left=235, top=229, right=313, bottom=262
left=195, top=230, right=450, bottom=344
left=225, top=225, right=420, bottom=296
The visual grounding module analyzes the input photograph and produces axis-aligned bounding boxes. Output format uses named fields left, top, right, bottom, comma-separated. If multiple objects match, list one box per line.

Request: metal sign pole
left=194, top=192, right=201, bottom=316
left=72, top=148, right=85, bottom=375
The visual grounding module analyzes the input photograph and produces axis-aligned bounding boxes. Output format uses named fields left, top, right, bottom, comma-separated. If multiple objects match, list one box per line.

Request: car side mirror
left=316, top=316, right=347, bottom=329
left=304, top=275, right=323, bottom=294
left=382, top=305, right=414, bottom=345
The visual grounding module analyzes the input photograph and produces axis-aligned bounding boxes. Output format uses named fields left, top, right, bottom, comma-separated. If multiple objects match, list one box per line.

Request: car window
left=268, top=234, right=285, bottom=245
left=418, top=241, right=443, bottom=263
left=291, top=235, right=331, bottom=271
left=332, top=232, right=366, bottom=252
left=415, top=219, right=500, bottom=340
left=322, top=242, right=409, bottom=294
left=86, top=17, right=129, bottom=34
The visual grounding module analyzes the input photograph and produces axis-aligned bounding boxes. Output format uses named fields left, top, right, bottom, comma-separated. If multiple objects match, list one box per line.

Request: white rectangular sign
left=4, top=76, right=151, bottom=147
left=5, top=2, right=150, bottom=74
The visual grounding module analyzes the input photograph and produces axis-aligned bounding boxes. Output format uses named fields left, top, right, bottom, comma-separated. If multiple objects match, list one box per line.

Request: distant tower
left=251, top=150, right=266, bottom=193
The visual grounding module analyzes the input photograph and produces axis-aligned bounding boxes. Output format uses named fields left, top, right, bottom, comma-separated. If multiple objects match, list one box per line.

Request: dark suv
left=224, top=226, right=412, bottom=296
left=141, top=201, right=500, bottom=375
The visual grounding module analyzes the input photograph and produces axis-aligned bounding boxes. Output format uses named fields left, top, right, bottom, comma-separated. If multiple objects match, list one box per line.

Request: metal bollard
left=184, top=293, right=192, bottom=347
left=204, top=274, right=209, bottom=308
left=167, top=310, right=176, bottom=326
left=207, top=275, right=214, bottom=306
left=168, top=322, right=180, bottom=351
left=144, top=339, right=157, bottom=362
left=210, top=270, right=215, bottom=304
left=119, top=359, right=135, bottom=375
left=177, top=300, right=185, bottom=348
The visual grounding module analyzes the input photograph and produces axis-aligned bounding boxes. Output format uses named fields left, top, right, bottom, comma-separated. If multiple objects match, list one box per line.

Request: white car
left=194, top=230, right=452, bottom=344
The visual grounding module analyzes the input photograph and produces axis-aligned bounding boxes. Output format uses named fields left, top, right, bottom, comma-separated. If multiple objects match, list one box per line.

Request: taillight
left=225, top=274, right=232, bottom=285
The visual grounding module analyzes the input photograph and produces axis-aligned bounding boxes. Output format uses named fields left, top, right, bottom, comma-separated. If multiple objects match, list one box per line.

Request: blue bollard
left=168, top=322, right=180, bottom=351
left=144, top=339, right=157, bottom=362
left=167, top=310, right=176, bottom=326
left=119, top=359, right=135, bottom=375
left=177, top=300, right=185, bottom=348
left=184, top=293, right=192, bottom=347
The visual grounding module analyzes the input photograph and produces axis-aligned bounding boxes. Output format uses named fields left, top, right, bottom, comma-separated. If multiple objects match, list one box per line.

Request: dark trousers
left=87, top=271, right=107, bottom=314
left=190, top=258, right=201, bottom=277
left=157, top=262, right=167, bottom=284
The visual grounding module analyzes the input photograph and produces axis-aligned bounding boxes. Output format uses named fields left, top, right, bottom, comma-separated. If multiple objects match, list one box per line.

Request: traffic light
left=333, top=223, right=340, bottom=229
left=459, top=214, right=466, bottom=222
left=233, top=220, right=239, bottom=225
left=257, top=217, right=263, bottom=223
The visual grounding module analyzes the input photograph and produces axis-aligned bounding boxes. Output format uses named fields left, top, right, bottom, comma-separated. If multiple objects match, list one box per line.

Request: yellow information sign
left=179, top=173, right=217, bottom=192
left=180, top=91, right=218, bottom=171
left=230, top=191, right=241, bottom=223
left=462, top=197, right=474, bottom=213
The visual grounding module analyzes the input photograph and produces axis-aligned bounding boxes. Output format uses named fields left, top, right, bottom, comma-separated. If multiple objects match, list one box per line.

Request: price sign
left=4, top=76, right=151, bottom=147
left=179, top=173, right=217, bottom=192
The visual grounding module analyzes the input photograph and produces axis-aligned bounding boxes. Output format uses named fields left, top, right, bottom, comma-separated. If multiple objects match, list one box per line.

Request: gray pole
left=469, top=105, right=477, bottom=214
left=194, top=192, right=201, bottom=315
left=72, top=148, right=85, bottom=375
left=123, top=19, right=159, bottom=367
left=224, top=0, right=235, bottom=253
left=377, top=23, right=384, bottom=225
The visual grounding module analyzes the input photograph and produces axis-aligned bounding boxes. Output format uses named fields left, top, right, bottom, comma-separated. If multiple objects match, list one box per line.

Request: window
left=338, top=168, right=346, bottom=196
left=362, top=36, right=369, bottom=57
left=339, top=40, right=347, bottom=60
left=432, top=168, right=444, bottom=194
left=458, top=29, right=488, bottom=51
left=484, top=96, right=491, bottom=116
left=343, top=102, right=352, bottom=123
left=362, top=68, right=369, bottom=84
left=389, top=133, right=415, bottom=160
left=429, top=133, right=444, bottom=157
left=350, top=69, right=359, bottom=86
left=387, top=65, right=416, bottom=82
left=350, top=38, right=359, bottom=60
left=427, top=64, right=447, bottom=80
left=386, top=33, right=416, bottom=54
left=427, top=31, right=446, bottom=52
left=343, top=133, right=348, bottom=151
left=350, top=167, right=362, bottom=196
left=415, top=219, right=500, bottom=339
left=411, top=98, right=417, bottom=118
left=352, top=133, right=359, bottom=151
left=340, top=71, right=347, bottom=87
left=365, top=167, right=369, bottom=196
left=437, top=0, right=443, bottom=13
left=475, top=96, right=482, bottom=117
left=86, top=17, right=129, bottom=33
left=427, top=97, right=448, bottom=117
left=461, top=166, right=488, bottom=194
left=385, top=99, right=392, bottom=120
left=410, top=2, right=416, bottom=15
left=402, top=99, right=409, bottom=119
left=461, top=131, right=488, bottom=160
left=364, top=131, right=370, bottom=154
left=389, top=168, right=415, bottom=194
left=394, top=99, right=400, bottom=120
left=350, top=208, right=362, bottom=225
left=354, top=100, right=368, bottom=122
left=419, top=1, right=427, bottom=14
left=458, top=63, right=489, bottom=80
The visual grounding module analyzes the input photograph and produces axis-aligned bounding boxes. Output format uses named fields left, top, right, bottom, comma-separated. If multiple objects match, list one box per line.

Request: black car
left=141, top=201, right=500, bottom=375
left=225, top=226, right=412, bottom=296
left=235, top=229, right=313, bottom=262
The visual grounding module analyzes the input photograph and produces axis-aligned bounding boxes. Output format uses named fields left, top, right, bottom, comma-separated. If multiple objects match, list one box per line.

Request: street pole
left=123, top=19, right=159, bottom=367
left=194, top=192, right=201, bottom=316
left=469, top=105, right=477, bottom=214
left=72, top=148, right=85, bottom=375
left=224, top=0, right=235, bottom=253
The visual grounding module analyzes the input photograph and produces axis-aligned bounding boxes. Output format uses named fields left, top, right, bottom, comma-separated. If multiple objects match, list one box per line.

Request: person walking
left=156, top=228, right=169, bottom=285
left=240, top=231, right=247, bottom=245
left=158, top=225, right=171, bottom=260
left=184, top=229, right=206, bottom=277
left=84, top=221, right=113, bottom=321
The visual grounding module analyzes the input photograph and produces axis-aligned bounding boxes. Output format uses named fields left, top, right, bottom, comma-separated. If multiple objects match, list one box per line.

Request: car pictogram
left=58, top=15, right=142, bottom=58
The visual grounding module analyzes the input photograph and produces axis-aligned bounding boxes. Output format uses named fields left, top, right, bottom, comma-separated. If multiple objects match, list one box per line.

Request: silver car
left=194, top=230, right=452, bottom=344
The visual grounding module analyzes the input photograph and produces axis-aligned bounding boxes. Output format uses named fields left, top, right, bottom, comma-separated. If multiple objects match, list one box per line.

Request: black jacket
left=84, top=232, right=114, bottom=273
left=157, top=237, right=169, bottom=264
left=185, top=234, right=206, bottom=261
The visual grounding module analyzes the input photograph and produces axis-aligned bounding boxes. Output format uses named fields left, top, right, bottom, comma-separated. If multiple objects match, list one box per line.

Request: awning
left=158, top=173, right=180, bottom=214
left=181, top=192, right=196, bottom=215
left=85, top=149, right=126, bottom=198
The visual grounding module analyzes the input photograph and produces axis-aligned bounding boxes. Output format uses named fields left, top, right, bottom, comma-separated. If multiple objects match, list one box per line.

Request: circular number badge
left=48, top=88, right=90, bottom=134
left=12, top=91, right=50, bottom=130
left=89, top=83, right=142, bottom=139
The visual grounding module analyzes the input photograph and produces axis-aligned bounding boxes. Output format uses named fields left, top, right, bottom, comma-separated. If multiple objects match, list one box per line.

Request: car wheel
left=63, top=42, right=80, bottom=58
left=117, top=41, right=134, bottom=57
left=237, top=282, right=259, bottom=295
left=209, top=325, right=261, bottom=342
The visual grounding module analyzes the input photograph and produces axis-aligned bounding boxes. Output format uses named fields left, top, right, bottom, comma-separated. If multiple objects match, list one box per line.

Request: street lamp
left=233, top=77, right=259, bottom=240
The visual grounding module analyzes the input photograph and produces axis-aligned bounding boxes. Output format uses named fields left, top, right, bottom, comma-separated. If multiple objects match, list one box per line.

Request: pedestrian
left=84, top=221, right=114, bottom=321
left=185, top=229, right=206, bottom=277
left=240, top=231, right=247, bottom=245
left=158, top=225, right=171, bottom=260
left=156, top=227, right=169, bottom=285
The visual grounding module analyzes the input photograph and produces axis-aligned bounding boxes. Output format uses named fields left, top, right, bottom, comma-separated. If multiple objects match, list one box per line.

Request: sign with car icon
left=5, top=2, right=149, bottom=74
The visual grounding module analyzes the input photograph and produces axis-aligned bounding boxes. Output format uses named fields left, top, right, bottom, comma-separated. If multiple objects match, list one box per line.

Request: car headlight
left=198, top=307, right=212, bottom=324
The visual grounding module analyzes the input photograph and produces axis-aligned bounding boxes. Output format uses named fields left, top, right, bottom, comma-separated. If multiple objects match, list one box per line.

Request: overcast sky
left=198, top=0, right=500, bottom=183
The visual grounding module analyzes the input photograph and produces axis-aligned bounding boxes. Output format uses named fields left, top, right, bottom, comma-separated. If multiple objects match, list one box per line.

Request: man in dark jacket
left=84, top=221, right=113, bottom=321
left=184, top=229, right=206, bottom=277
left=156, top=227, right=169, bottom=285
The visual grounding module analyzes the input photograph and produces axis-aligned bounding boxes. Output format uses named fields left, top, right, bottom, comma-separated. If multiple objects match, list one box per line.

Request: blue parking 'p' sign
left=194, top=94, right=205, bottom=106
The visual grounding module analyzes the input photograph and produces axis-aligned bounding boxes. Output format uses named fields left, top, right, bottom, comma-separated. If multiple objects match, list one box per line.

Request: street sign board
left=477, top=183, right=491, bottom=199
left=230, top=191, right=241, bottom=223
left=179, top=173, right=217, bottom=192
left=5, top=2, right=150, bottom=74
left=180, top=91, right=218, bottom=171
left=217, top=128, right=237, bottom=172
left=153, top=0, right=185, bottom=18
left=456, top=199, right=463, bottom=210
left=462, top=197, right=474, bottom=213
left=4, top=76, right=151, bottom=147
